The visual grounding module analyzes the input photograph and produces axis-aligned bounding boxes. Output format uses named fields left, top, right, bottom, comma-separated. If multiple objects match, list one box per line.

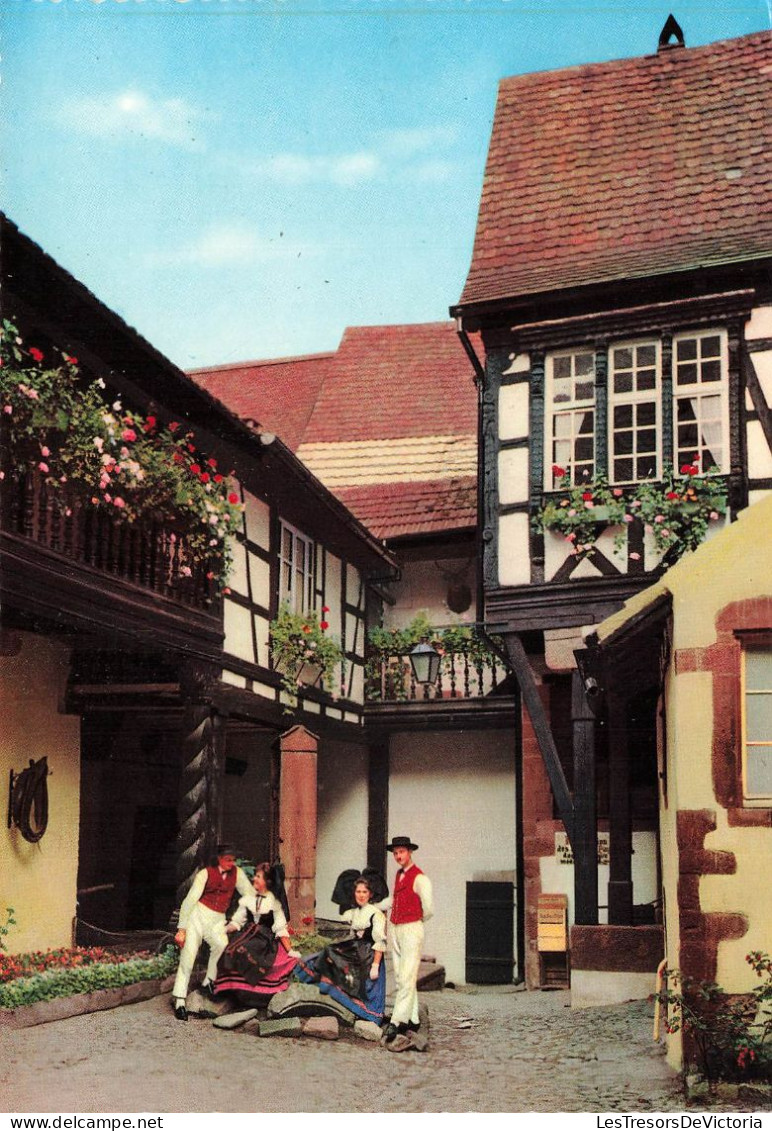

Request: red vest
left=391, top=865, right=424, bottom=925
left=199, top=866, right=237, bottom=913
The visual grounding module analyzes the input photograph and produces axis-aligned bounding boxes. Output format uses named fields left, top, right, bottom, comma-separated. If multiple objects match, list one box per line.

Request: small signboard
left=555, top=831, right=609, bottom=866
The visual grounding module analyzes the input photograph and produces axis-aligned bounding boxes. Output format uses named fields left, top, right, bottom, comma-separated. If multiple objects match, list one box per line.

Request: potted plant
left=269, top=603, right=344, bottom=709
left=532, top=466, right=617, bottom=559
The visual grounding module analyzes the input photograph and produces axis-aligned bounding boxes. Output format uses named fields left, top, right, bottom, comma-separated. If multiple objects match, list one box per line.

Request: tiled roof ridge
left=188, top=349, right=336, bottom=375
left=497, top=27, right=770, bottom=89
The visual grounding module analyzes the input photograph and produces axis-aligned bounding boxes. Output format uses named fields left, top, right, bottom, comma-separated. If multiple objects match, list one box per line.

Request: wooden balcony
left=364, top=644, right=516, bottom=730
left=1, top=469, right=223, bottom=656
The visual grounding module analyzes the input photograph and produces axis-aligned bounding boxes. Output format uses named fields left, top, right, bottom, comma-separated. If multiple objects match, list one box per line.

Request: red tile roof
left=188, top=351, right=333, bottom=452
left=302, top=322, right=477, bottom=444
left=191, top=322, right=477, bottom=449
left=334, top=477, right=477, bottom=540
left=460, top=31, right=772, bottom=308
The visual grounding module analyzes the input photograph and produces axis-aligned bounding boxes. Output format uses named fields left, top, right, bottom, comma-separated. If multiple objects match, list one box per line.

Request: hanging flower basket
left=269, top=603, right=344, bottom=710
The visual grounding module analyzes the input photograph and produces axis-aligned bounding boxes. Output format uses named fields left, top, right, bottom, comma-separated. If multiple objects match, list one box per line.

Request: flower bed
left=0, top=945, right=177, bottom=1014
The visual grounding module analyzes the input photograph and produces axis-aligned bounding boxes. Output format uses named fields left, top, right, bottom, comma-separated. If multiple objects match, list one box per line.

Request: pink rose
left=113, top=497, right=126, bottom=509
left=612, top=488, right=623, bottom=497
left=40, top=446, right=50, bottom=457
left=121, top=429, right=137, bottom=443
left=38, top=461, right=49, bottom=473
left=3, top=405, right=12, bottom=414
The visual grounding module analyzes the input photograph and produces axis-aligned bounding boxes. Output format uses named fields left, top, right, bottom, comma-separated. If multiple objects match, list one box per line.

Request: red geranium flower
left=320, top=621, right=329, bottom=630
left=582, top=491, right=593, bottom=501
left=552, top=464, right=566, bottom=477
left=143, top=415, right=157, bottom=432
left=214, top=474, right=223, bottom=483
left=666, top=491, right=679, bottom=500
left=29, top=347, right=44, bottom=362
left=190, top=464, right=201, bottom=475
left=169, top=421, right=180, bottom=432
left=64, top=355, right=78, bottom=366
left=228, top=493, right=239, bottom=505
left=200, top=472, right=210, bottom=483
left=207, top=458, right=217, bottom=469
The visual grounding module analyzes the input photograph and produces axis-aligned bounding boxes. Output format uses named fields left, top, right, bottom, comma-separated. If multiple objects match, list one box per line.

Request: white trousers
left=172, top=902, right=229, bottom=1000
left=390, top=919, right=424, bottom=1027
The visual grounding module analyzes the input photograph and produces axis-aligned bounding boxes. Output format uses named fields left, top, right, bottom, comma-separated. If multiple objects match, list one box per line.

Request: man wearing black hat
left=382, top=836, right=433, bottom=1048
left=171, top=844, right=252, bottom=1020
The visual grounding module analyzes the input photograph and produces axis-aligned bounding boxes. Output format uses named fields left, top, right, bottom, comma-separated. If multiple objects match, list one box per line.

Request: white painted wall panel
left=316, top=740, right=370, bottom=922
left=498, top=449, right=529, bottom=505
left=389, top=731, right=518, bottom=985
left=499, top=384, right=530, bottom=441
left=223, top=597, right=254, bottom=663
left=498, top=514, right=531, bottom=586
left=747, top=420, right=772, bottom=480
left=243, top=491, right=271, bottom=548
left=745, top=305, right=772, bottom=339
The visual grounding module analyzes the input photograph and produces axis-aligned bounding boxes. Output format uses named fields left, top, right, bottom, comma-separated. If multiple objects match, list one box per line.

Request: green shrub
left=0, top=947, right=178, bottom=1009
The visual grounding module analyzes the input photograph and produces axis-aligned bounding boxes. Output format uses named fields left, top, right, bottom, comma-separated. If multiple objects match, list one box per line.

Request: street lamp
left=409, top=641, right=441, bottom=685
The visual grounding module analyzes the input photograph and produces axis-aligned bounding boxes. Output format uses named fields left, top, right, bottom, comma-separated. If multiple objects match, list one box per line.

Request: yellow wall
left=631, top=498, right=772, bottom=1065
left=0, top=632, right=81, bottom=954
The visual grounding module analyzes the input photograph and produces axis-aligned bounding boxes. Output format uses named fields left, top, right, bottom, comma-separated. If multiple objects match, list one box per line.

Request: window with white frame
left=742, top=643, right=772, bottom=803
left=279, top=521, right=314, bottom=613
left=673, top=330, right=728, bottom=474
left=545, top=349, right=596, bottom=487
left=609, top=340, right=660, bottom=484
left=543, top=330, right=729, bottom=491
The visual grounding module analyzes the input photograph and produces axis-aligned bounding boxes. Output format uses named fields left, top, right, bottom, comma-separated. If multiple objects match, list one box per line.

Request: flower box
left=0, top=974, right=175, bottom=1030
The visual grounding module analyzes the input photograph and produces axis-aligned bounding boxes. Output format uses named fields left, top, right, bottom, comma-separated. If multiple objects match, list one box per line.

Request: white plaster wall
left=745, top=305, right=772, bottom=339
left=498, top=448, right=529, bottom=505
left=389, top=730, right=518, bottom=984
left=0, top=633, right=80, bottom=953
left=498, top=513, right=531, bottom=586
left=243, top=491, right=270, bottom=548
left=538, top=830, right=659, bottom=927
left=223, top=597, right=254, bottom=664
left=751, top=349, right=772, bottom=400
left=384, top=557, right=475, bottom=629
left=747, top=419, right=772, bottom=480
left=499, top=384, right=530, bottom=441
left=316, top=740, right=370, bottom=920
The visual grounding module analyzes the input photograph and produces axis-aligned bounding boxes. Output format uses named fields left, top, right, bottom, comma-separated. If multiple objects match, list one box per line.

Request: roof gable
left=460, top=30, right=772, bottom=308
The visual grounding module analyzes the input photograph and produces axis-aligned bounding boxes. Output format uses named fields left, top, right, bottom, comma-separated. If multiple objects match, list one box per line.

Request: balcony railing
left=365, top=646, right=509, bottom=703
left=1, top=468, right=217, bottom=610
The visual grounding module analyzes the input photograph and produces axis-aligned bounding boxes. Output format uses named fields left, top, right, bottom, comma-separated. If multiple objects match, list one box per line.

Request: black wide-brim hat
left=386, top=836, right=418, bottom=852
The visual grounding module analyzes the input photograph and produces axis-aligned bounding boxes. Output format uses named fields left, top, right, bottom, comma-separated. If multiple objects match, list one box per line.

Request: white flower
left=93, top=437, right=104, bottom=452
left=96, top=378, right=106, bottom=389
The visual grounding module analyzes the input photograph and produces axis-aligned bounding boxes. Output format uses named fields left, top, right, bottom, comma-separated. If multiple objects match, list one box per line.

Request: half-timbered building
left=1, top=215, right=395, bottom=953
left=452, top=25, right=772, bottom=993
left=191, top=321, right=521, bottom=985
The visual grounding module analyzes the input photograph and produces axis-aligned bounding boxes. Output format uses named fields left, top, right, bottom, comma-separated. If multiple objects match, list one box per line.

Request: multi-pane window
left=743, top=644, right=772, bottom=803
left=673, top=331, right=727, bottom=473
left=279, top=521, right=314, bottom=613
left=609, top=341, right=660, bottom=483
left=544, top=330, right=729, bottom=491
left=546, top=350, right=596, bottom=487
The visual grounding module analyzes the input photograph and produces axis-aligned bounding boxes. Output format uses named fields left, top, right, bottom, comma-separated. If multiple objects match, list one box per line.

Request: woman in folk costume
left=295, top=873, right=388, bottom=1024
left=214, top=862, right=300, bottom=1000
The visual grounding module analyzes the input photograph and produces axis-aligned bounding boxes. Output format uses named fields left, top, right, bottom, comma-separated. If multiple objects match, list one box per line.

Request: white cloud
left=378, top=125, right=459, bottom=158
left=142, top=223, right=320, bottom=268
left=226, top=123, right=458, bottom=187
left=54, top=90, right=211, bottom=150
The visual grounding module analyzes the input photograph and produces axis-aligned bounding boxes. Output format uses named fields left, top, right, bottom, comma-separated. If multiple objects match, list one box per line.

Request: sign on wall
left=555, top=831, right=609, bottom=866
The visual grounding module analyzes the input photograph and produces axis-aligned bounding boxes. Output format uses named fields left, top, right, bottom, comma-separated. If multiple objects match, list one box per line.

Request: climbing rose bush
left=0, top=319, right=243, bottom=587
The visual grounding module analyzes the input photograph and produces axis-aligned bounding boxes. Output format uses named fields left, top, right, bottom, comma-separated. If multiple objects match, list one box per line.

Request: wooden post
left=277, top=724, right=318, bottom=923
left=175, top=661, right=220, bottom=909
left=367, top=737, right=390, bottom=875
left=607, top=692, right=633, bottom=924
left=572, top=670, right=598, bottom=925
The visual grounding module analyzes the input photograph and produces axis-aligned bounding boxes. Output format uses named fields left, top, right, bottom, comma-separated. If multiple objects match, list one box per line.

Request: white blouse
left=228, top=890, right=290, bottom=938
left=341, top=904, right=387, bottom=952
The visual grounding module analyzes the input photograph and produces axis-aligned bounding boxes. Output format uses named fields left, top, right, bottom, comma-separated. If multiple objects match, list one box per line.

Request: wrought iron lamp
left=409, top=641, right=441, bottom=685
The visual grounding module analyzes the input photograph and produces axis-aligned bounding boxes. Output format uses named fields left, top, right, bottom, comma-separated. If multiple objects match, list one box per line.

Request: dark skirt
left=215, top=920, right=297, bottom=998
left=295, top=937, right=386, bottom=1024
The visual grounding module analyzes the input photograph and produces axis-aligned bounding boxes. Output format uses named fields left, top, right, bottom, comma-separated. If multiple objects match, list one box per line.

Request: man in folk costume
left=171, top=843, right=252, bottom=1021
left=382, top=836, right=433, bottom=1049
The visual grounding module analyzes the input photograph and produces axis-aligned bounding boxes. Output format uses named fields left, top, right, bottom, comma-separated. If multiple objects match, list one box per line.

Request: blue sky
left=3, top=0, right=769, bottom=368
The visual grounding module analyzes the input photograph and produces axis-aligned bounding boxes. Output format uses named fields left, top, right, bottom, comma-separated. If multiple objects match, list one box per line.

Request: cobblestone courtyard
left=0, top=986, right=715, bottom=1114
